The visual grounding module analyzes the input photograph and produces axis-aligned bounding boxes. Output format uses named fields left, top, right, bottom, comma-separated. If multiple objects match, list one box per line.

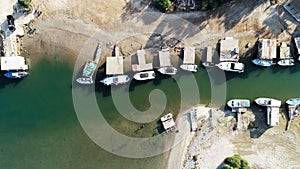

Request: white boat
left=76, top=77, right=93, bottom=84
left=133, top=71, right=155, bottom=81
left=227, top=99, right=251, bottom=108
left=216, top=62, right=244, bottom=73
left=252, top=59, right=272, bottom=67
left=286, top=98, right=300, bottom=105
left=255, top=98, right=281, bottom=107
left=100, top=75, right=130, bottom=86
left=202, top=62, right=215, bottom=68
left=158, top=67, right=177, bottom=75
left=160, top=113, right=173, bottom=122
left=277, top=59, right=294, bottom=66
left=180, top=64, right=198, bottom=72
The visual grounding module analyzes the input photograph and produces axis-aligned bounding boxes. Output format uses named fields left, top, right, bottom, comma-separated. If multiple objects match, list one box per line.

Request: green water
left=1, top=55, right=300, bottom=169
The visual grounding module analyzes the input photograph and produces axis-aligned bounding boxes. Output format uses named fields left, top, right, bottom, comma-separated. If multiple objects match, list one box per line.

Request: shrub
left=155, top=0, right=171, bottom=12
left=18, top=0, right=31, bottom=8
left=223, top=154, right=250, bottom=169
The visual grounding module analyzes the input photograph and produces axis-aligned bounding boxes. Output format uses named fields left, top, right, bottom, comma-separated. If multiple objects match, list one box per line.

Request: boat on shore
left=227, top=99, right=250, bottom=108
left=100, top=75, right=130, bottom=86
left=277, top=59, right=294, bottom=66
left=76, top=44, right=102, bottom=84
left=160, top=113, right=173, bottom=122
left=158, top=67, right=177, bottom=75
left=286, top=98, right=300, bottom=105
left=216, top=62, right=244, bottom=73
left=180, top=64, right=198, bottom=72
left=255, top=98, right=281, bottom=107
left=252, top=59, right=272, bottom=67
left=133, top=71, right=155, bottom=81
left=4, top=71, right=28, bottom=78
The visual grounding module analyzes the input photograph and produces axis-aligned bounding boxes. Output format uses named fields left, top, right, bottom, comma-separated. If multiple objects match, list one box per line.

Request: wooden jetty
left=132, top=49, right=153, bottom=72
left=202, top=46, right=214, bottom=67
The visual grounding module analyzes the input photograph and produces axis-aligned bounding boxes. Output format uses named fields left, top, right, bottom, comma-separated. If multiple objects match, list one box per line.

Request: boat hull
left=255, top=98, right=281, bottom=107
left=76, top=77, right=93, bottom=84
left=277, top=59, right=294, bottom=66
left=133, top=71, right=155, bottom=81
left=227, top=99, right=250, bottom=108
left=101, top=75, right=130, bottom=86
left=158, top=67, right=177, bottom=75
left=252, top=59, right=272, bottom=67
left=286, top=98, right=300, bottom=105
left=4, top=71, right=28, bottom=78
left=217, top=62, right=244, bottom=73
left=202, top=62, right=215, bottom=68
left=180, top=64, right=198, bottom=72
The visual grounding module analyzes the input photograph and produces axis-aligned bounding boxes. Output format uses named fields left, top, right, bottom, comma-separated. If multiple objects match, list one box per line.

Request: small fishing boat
left=227, top=99, right=251, bottom=108
left=4, top=71, right=28, bottom=78
left=76, top=77, right=93, bottom=84
left=277, top=59, right=294, bottom=66
left=100, top=75, right=130, bottom=86
left=202, top=62, right=215, bottom=68
left=180, top=64, right=198, bottom=72
left=158, top=67, right=177, bottom=75
left=133, top=71, right=155, bottom=81
left=286, top=98, right=300, bottom=105
left=216, top=62, right=244, bottom=73
left=77, top=61, right=98, bottom=84
left=252, top=59, right=272, bottom=67
left=255, top=98, right=281, bottom=107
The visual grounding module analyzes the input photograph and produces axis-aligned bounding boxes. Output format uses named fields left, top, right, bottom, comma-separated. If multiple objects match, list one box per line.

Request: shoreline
left=1, top=0, right=300, bottom=169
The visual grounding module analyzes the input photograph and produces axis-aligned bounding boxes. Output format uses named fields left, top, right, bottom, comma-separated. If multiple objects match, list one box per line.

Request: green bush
left=155, top=0, right=171, bottom=12
left=209, top=0, right=218, bottom=10
left=223, top=154, right=250, bottom=169
left=18, top=0, right=31, bottom=8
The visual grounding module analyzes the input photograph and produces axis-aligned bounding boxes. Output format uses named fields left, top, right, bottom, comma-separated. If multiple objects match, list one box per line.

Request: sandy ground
left=1, top=0, right=300, bottom=169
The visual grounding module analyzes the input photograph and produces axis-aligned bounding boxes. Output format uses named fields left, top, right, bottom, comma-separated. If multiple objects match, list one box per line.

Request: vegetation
left=222, top=154, right=250, bottom=169
left=18, top=0, right=31, bottom=8
left=155, top=0, right=171, bottom=12
left=192, top=155, right=198, bottom=161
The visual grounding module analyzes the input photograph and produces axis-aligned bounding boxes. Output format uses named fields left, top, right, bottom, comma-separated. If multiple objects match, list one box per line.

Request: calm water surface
left=1, top=55, right=300, bottom=168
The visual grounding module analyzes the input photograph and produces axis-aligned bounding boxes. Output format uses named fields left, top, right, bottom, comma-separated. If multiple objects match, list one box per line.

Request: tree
left=222, top=154, right=250, bottom=169
left=155, top=0, right=171, bottom=12
left=18, top=0, right=31, bottom=8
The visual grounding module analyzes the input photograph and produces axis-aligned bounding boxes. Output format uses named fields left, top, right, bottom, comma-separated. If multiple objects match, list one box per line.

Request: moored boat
left=216, top=62, right=244, bottom=73
left=4, top=71, right=28, bottom=78
left=180, top=64, right=198, bottom=72
left=202, top=62, right=215, bottom=68
left=227, top=99, right=251, bottom=108
left=286, top=98, right=300, bottom=105
left=252, top=59, right=272, bottom=67
left=76, top=77, right=93, bottom=84
left=100, top=75, right=130, bottom=86
left=158, top=67, right=177, bottom=75
left=277, top=59, right=294, bottom=66
left=255, top=98, right=281, bottom=107
left=133, top=71, right=155, bottom=81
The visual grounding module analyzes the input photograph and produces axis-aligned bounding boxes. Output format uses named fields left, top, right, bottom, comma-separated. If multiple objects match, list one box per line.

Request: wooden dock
left=279, top=42, right=291, bottom=59
left=258, top=39, right=277, bottom=60
left=190, top=107, right=198, bottom=131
